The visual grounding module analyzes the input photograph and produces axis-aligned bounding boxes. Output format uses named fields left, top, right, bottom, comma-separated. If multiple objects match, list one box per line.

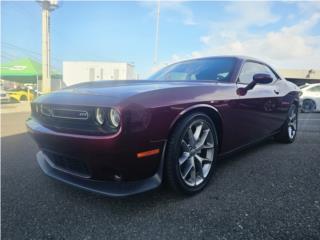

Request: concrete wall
left=63, top=61, right=136, bottom=86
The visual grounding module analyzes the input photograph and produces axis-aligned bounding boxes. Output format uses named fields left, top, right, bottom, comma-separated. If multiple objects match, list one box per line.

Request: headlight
left=109, top=108, right=120, bottom=128
left=95, top=108, right=105, bottom=125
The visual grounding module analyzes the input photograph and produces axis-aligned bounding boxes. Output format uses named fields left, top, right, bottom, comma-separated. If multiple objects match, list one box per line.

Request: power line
left=0, top=54, right=16, bottom=61
left=2, top=42, right=62, bottom=62
left=2, top=42, right=41, bottom=56
left=1, top=42, right=61, bottom=68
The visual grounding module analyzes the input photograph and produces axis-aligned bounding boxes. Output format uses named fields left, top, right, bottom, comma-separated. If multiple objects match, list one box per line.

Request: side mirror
left=253, top=73, right=273, bottom=84
left=237, top=73, right=273, bottom=96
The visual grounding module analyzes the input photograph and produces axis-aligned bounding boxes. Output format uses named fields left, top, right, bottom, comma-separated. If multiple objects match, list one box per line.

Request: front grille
left=31, top=104, right=118, bottom=136
left=44, top=151, right=90, bottom=178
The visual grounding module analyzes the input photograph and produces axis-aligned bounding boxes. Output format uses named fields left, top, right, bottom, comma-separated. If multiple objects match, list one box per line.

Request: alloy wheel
left=288, top=105, right=297, bottom=139
left=178, top=120, right=215, bottom=187
left=302, top=99, right=316, bottom=113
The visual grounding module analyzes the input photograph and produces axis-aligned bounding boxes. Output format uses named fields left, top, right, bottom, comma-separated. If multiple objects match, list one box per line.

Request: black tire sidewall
left=165, top=112, right=219, bottom=194
left=302, top=99, right=316, bottom=113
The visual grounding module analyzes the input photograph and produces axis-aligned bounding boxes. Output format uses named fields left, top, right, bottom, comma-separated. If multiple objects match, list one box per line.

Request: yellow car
left=7, top=89, right=34, bottom=102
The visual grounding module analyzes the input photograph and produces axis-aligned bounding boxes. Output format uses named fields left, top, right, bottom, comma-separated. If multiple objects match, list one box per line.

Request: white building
left=63, top=61, right=136, bottom=86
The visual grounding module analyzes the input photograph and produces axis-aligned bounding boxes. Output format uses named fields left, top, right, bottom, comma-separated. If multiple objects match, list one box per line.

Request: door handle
left=274, top=90, right=280, bottom=95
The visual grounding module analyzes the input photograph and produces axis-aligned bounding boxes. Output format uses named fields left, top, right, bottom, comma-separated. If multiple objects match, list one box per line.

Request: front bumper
left=37, top=151, right=162, bottom=197
left=27, top=117, right=166, bottom=197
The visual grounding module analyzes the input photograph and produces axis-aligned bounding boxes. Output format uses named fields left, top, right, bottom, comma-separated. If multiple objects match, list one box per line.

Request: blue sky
left=1, top=1, right=320, bottom=77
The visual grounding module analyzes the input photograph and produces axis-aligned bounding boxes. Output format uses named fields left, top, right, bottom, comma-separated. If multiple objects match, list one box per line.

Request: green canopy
left=0, top=58, right=60, bottom=84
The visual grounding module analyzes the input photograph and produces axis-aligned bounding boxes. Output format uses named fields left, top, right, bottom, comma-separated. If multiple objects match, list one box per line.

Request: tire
left=301, top=99, right=316, bottom=113
left=20, top=95, right=28, bottom=101
left=274, top=104, right=298, bottom=143
left=165, top=112, right=219, bottom=195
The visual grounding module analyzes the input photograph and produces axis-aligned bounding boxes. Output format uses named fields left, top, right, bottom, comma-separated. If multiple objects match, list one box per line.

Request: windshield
left=149, top=57, right=237, bottom=82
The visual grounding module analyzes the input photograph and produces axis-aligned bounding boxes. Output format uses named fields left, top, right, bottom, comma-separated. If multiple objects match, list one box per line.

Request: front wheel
left=165, top=113, right=218, bottom=195
left=301, top=99, right=316, bottom=113
left=274, top=104, right=298, bottom=143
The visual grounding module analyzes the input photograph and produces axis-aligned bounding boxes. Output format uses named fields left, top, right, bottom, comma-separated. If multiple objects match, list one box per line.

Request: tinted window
left=239, top=62, right=277, bottom=84
left=148, top=58, right=236, bottom=82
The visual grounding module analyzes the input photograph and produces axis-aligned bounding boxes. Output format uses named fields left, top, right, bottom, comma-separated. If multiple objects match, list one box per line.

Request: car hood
left=34, top=80, right=216, bottom=107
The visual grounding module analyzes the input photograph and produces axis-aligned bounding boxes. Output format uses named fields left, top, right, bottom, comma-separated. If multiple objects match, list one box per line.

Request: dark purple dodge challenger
left=27, top=56, right=300, bottom=197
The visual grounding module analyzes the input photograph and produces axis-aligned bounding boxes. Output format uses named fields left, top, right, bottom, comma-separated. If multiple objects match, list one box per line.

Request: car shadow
left=51, top=137, right=280, bottom=208
left=217, top=138, right=276, bottom=168
left=0, top=130, right=294, bottom=214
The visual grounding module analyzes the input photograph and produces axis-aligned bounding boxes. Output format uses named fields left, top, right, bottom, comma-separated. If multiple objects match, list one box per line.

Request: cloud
left=175, top=2, right=320, bottom=69
left=197, top=1, right=280, bottom=44
left=141, top=1, right=196, bottom=26
left=224, top=1, right=279, bottom=27
left=297, top=1, right=320, bottom=15
left=146, top=2, right=320, bottom=76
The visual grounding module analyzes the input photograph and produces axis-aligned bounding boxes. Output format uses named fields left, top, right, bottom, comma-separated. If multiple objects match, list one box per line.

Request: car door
left=307, top=85, right=320, bottom=110
left=233, top=61, right=286, bottom=146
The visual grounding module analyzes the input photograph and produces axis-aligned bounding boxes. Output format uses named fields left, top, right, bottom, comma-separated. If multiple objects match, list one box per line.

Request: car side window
left=261, top=65, right=278, bottom=82
left=238, top=62, right=259, bottom=84
left=239, top=62, right=277, bottom=84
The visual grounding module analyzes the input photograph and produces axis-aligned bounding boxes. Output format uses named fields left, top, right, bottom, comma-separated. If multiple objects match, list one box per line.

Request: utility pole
left=37, top=0, right=58, bottom=93
left=153, top=0, right=160, bottom=65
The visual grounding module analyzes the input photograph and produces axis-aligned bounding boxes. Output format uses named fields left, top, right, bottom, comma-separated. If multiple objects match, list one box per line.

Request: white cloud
left=146, top=2, right=320, bottom=76
left=224, top=1, right=279, bottom=27
left=297, top=1, right=320, bottom=15
left=141, top=1, right=196, bottom=26
left=175, top=2, right=320, bottom=69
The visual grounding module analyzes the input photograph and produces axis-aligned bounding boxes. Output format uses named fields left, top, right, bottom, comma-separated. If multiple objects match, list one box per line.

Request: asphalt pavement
left=1, top=112, right=320, bottom=239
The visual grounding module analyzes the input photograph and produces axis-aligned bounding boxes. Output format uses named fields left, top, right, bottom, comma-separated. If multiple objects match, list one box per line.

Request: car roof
left=174, top=55, right=282, bottom=79
left=182, top=55, right=268, bottom=64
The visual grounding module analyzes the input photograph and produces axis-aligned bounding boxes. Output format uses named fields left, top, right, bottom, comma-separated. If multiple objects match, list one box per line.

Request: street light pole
left=153, top=0, right=160, bottom=65
left=38, top=0, right=58, bottom=93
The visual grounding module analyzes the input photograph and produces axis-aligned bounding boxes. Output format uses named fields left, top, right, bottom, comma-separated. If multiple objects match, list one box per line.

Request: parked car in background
left=27, top=56, right=300, bottom=197
left=7, top=87, right=34, bottom=102
left=300, top=83, right=320, bottom=112
left=0, top=87, right=10, bottom=103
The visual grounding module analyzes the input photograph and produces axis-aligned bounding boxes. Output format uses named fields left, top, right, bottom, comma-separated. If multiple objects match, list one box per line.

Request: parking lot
left=1, top=111, right=320, bottom=239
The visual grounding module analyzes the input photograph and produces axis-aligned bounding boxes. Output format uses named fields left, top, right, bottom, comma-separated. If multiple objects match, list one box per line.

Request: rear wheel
left=274, top=104, right=298, bottom=143
left=165, top=112, right=218, bottom=195
left=302, top=99, right=316, bottom=113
